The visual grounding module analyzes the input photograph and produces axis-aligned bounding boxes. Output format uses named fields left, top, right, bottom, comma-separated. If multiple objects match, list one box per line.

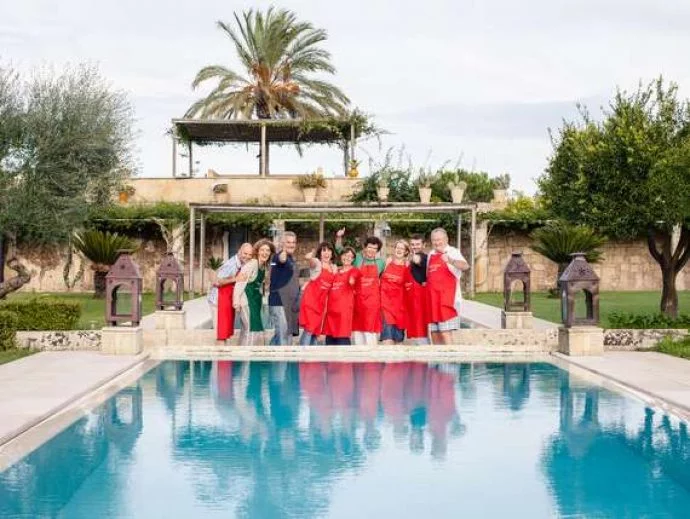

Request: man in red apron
left=427, top=228, right=469, bottom=345
left=335, top=229, right=385, bottom=346
left=406, top=233, right=431, bottom=345
left=208, top=243, right=253, bottom=342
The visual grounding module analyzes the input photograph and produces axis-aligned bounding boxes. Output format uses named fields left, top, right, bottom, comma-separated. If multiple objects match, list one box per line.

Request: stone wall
left=127, top=176, right=360, bottom=205
left=479, top=230, right=689, bottom=293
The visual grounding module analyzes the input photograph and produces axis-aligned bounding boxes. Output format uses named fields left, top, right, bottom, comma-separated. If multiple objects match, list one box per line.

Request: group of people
left=207, top=227, right=469, bottom=346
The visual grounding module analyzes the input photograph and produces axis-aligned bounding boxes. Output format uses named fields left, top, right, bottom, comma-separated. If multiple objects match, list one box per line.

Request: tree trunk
left=94, top=271, right=107, bottom=299
left=660, top=267, right=678, bottom=318
left=0, top=236, right=31, bottom=299
left=647, top=226, right=690, bottom=319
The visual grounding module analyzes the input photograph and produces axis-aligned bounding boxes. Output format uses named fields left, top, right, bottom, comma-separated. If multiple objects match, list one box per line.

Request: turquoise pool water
left=1, top=361, right=689, bottom=518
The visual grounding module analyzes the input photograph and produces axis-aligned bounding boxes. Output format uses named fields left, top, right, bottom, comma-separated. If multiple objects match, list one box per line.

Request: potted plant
left=414, top=169, right=435, bottom=203
left=348, top=159, right=360, bottom=178
left=376, top=172, right=390, bottom=202
left=293, top=172, right=326, bottom=202
left=118, top=185, right=136, bottom=203
left=492, top=174, right=510, bottom=204
left=446, top=173, right=467, bottom=204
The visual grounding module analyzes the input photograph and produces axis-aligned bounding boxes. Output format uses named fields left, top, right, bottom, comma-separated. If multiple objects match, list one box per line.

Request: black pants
left=325, top=336, right=351, bottom=345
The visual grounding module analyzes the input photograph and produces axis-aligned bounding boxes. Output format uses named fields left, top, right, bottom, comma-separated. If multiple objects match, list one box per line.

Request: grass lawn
left=5, top=291, right=196, bottom=329
left=0, top=348, right=34, bottom=365
left=471, top=291, right=690, bottom=328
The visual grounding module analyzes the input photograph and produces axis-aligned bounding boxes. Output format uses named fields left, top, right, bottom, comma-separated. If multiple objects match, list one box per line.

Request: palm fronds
left=186, top=7, right=349, bottom=120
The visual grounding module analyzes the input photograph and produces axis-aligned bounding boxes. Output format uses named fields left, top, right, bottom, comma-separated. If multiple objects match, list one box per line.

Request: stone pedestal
left=154, top=310, right=186, bottom=330
left=101, top=326, right=143, bottom=355
left=501, top=311, right=533, bottom=329
left=558, top=326, right=604, bottom=356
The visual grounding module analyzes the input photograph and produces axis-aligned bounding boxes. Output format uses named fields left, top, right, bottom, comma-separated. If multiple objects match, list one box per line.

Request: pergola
left=171, top=118, right=362, bottom=177
left=188, top=202, right=478, bottom=297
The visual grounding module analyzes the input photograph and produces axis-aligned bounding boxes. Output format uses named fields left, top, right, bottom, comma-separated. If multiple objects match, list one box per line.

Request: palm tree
left=531, top=222, right=606, bottom=295
left=73, top=230, right=137, bottom=298
left=186, top=8, right=350, bottom=120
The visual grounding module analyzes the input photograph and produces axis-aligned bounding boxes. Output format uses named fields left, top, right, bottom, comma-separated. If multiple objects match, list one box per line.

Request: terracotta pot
left=377, top=186, right=390, bottom=202
left=418, top=187, right=432, bottom=204
left=347, top=166, right=359, bottom=178
left=302, top=187, right=317, bottom=203
left=450, top=187, right=465, bottom=204
left=119, top=191, right=129, bottom=203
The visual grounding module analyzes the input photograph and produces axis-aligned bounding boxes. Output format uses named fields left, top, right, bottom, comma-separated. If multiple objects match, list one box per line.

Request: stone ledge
left=16, top=330, right=101, bottom=351
left=604, top=328, right=689, bottom=350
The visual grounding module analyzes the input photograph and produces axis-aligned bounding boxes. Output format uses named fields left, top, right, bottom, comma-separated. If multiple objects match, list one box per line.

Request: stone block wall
left=480, top=230, right=689, bottom=292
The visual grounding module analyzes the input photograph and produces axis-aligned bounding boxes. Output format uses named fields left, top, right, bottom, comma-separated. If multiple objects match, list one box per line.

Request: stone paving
left=560, top=351, right=690, bottom=417
left=0, top=352, right=145, bottom=446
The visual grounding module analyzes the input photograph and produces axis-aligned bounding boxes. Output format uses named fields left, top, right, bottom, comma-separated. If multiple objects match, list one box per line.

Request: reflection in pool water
left=1, top=361, right=689, bottom=518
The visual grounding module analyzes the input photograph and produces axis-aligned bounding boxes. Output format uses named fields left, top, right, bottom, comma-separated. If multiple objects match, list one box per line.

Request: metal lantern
left=268, top=223, right=279, bottom=239
left=156, top=252, right=184, bottom=311
left=503, top=251, right=531, bottom=312
left=559, top=253, right=600, bottom=327
left=105, top=250, right=143, bottom=326
left=380, top=221, right=392, bottom=238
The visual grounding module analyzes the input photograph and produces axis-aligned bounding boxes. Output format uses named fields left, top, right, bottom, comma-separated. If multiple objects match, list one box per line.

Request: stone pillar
left=272, top=219, right=285, bottom=249
left=501, top=311, right=533, bottom=329
left=154, top=310, right=186, bottom=330
left=558, top=326, right=604, bottom=356
left=474, top=220, right=490, bottom=292
left=101, top=326, right=143, bottom=355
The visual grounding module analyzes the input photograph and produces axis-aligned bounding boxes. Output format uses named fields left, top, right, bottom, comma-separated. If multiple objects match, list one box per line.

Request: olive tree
left=0, top=64, right=135, bottom=298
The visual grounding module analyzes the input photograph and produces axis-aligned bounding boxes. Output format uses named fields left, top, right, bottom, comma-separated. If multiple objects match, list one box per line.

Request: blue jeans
left=269, top=306, right=290, bottom=345
left=299, top=331, right=318, bottom=346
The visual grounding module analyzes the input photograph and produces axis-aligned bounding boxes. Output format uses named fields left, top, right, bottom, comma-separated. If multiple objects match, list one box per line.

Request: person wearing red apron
left=334, top=230, right=385, bottom=346
left=324, top=247, right=361, bottom=345
left=406, top=234, right=431, bottom=345
left=427, top=228, right=469, bottom=345
left=299, top=242, right=337, bottom=346
left=380, top=240, right=410, bottom=344
left=208, top=243, right=253, bottom=342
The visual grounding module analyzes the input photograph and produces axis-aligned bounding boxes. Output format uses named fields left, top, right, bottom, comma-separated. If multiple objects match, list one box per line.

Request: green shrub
left=0, top=298, right=81, bottom=331
left=608, top=312, right=690, bottom=329
left=0, top=310, right=18, bottom=350
left=654, top=335, right=690, bottom=359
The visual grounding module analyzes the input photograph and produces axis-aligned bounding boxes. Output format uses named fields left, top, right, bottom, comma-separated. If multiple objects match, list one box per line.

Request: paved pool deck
left=557, top=351, right=690, bottom=419
left=0, top=352, right=146, bottom=447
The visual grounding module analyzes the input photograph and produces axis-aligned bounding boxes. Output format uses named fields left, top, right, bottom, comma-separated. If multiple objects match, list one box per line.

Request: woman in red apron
left=299, top=242, right=337, bottom=346
left=380, top=240, right=410, bottom=344
left=324, top=247, right=360, bottom=345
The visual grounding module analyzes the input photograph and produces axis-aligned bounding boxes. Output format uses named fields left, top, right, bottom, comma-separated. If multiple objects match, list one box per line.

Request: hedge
left=608, top=312, right=690, bottom=329
left=0, top=298, right=81, bottom=331
left=0, top=310, right=18, bottom=350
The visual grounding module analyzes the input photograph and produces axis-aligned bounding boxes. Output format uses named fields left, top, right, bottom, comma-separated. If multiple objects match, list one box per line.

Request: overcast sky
left=3, top=0, right=690, bottom=192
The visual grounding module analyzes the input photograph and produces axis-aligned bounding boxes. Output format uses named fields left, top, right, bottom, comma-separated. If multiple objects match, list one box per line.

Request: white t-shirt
left=428, top=246, right=466, bottom=304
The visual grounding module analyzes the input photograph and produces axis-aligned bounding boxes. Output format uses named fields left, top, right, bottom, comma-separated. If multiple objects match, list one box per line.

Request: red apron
left=324, top=268, right=360, bottom=338
left=299, top=267, right=335, bottom=335
left=405, top=270, right=430, bottom=339
left=380, top=262, right=408, bottom=329
left=427, top=253, right=458, bottom=323
left=352, top=263, right=382, bottom=333
left=216, top=283, right=235, bottom=340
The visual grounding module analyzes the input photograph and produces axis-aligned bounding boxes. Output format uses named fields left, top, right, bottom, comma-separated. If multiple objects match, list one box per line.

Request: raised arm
left=334, top=228, right=345, bottom=252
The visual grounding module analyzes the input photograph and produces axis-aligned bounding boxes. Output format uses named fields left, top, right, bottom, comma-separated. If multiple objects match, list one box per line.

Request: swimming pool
left=1, top=360, right=688, bottom=518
